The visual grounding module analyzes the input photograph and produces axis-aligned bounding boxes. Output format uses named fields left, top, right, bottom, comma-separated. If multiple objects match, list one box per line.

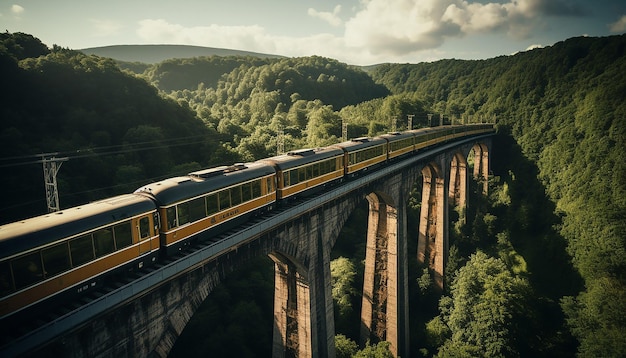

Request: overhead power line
left=0, top=134, right=214, bottom=169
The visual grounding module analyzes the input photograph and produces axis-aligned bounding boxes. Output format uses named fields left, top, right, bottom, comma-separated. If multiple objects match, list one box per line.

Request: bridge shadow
left=488, top=127, right=583, bottom=356
left=329, top=201, right=369, bottom=344
left=168, top=256, right=275, bottom=358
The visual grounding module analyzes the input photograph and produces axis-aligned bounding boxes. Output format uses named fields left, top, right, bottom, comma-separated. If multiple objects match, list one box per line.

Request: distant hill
left=79, top=44, right=285, bottom=64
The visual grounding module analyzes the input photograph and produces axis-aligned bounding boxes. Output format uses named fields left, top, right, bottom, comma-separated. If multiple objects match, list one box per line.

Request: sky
left=2, top=0, right=626, bottom=65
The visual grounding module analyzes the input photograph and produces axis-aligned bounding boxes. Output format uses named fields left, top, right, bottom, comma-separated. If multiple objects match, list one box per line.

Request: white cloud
left=137, top=19, right=278, bottom=52
left=90, top=19, right=124, bottom=37
left=308, top=5, right=342, bottom=27
left=609, top=15, right=626, bottom=33
left=525, top=44, right=543, bottom=51
left=341, top=0, right=584, bottom=58
left=136, top=18, right=386, bottom=65
left=132, top=0, right=587, bottom=65
left=11, top=4, right=24, bottom=15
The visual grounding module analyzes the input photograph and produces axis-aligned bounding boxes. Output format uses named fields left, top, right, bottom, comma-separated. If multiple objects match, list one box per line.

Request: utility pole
left=41, top=154, right=68, bottom=212
left=392, top=117, right=397, bottom=132
left=439, top=114, right=443, bottom=126
left=428, top=114, right=433, bottom=127
left=342, top=120, right=348, bottom=141
left=407, top=114, right=414, bottom=130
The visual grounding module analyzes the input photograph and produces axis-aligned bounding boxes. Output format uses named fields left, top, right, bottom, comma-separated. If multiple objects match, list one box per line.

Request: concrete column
left=433, top=175, right=445, bottom=290
left=360, top=194, right=379, bottom=345
left=473, top=144, right=489, bottom=194
left=417, top=164, right=446, bottom=290
left=385, top=203, right=399, bottom=356
left=296, top=272, right=312, bottom=358
left=449, top=154, right=467, bottom=209
left=272, top=259, right=312, bottom=358
left=360, top=193, right=400, bottom=356
left=417, top=171, right=432, bottom=265
left=272, top=260, right=290, bottom=358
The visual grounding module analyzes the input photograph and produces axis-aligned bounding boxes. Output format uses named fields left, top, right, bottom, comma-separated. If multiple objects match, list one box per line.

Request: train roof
left=135, top=162, right=275, bottom=206
left=378, top=132, right=415, bottom=142
left=0, top=194, right=156, bottom=259
left=259, top=147, right=343, bottom=170
left=331, top=136, right=388, bottom=152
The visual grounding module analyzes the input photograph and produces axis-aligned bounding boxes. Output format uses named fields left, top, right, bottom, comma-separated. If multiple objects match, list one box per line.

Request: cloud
left=342, top=0, right=586, bottom=57
left=525, top=44, right=544, bottom=51
left=11, top=4, right=24, bottom=15
left=90, top=19, right=125, bottom=37
left=136, top=18, right=383, bottom=65
left=517, top=0, right=584, bottom=17
left=609, top=15, right=626, bottom=33
left=308, top=5, right=343, bottom=27
left=133, top=0, right=589, bottom=65
left=137, top=19, right=278, bottom=52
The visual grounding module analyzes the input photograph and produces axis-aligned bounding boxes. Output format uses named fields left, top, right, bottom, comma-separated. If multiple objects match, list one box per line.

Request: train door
left=136, top=215, right=153, bottom=254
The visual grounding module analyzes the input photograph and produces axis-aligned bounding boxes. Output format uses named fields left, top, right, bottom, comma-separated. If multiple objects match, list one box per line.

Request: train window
left=266, top=177, right=274, bottom=193
left=93, top=229, right=115, bottom=257
left=252, top=180, right=262, bottom=198
left=231, top=186, right=242, bottom=206
left=306, top=165, right=313, bottom=180
left=12, top=252, right=43, bottom=290
left=298, top=168, right=306, bottom=182
left=0, top=261, right=12, bottom=296
left=70, top=235, right=95, bottom=267
left=177, top=202, right=190, bottom=226
left=330, top=158, right=337, bottom=171
left=188, top=197, right=206, bottom=222
left=166, top=207, right=177, bottom=229
left=219, top=190, right=231, bottom=210
left=242, top=182, right=252, bottom=202
left=312, top=163, right=320, bottom=177
left=139, top=217, right=151, bottom=239
left=206, top=194, right=219, bottom=215
left=320, top=160, right=328, bottom=175
left=114, top=222, right=133, bottom=249
left=283, top=172, right=290, bottom=187
left=42, top=242, right=71, bottom=277
left=290, top=170, right=298, bottom=186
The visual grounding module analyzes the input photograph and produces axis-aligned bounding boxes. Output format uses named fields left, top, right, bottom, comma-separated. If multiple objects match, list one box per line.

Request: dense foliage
left=371, top=34, right=626, bottom=356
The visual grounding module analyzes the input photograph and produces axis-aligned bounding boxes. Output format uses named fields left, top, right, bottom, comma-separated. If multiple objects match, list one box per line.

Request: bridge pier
left=417, top=162, right=448, bottom=290
left=271, top=257, right=312, bottom=358
left=449, top=153, right=468, bottom=221
left=473, top=143, right=490, bottom=194
left=359, top=168, right=412, bottom=357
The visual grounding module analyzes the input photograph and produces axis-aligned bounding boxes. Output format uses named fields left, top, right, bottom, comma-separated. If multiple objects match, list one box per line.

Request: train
left=0, top=123, right=494, bottom=321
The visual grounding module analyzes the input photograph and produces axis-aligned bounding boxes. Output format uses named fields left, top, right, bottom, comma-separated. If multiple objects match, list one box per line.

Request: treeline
left=370, top=35, right=626, bottom=356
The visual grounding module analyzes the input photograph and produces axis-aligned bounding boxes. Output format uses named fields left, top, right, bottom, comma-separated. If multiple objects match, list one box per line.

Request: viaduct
left=4, top=133, right=492, bottom=358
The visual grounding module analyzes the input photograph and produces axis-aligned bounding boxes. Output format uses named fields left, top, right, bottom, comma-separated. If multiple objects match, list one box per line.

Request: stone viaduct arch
left=27, top=137, right=491, bottom=358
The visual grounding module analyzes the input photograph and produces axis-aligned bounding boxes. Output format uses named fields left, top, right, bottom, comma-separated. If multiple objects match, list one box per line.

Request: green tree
left=335, top=334, right=358, bottom=358
left=354, top=341, right=394, bottom=358
left=331, top=257, right=358, bottom=317
left=437, top=251, right=532, bottom=357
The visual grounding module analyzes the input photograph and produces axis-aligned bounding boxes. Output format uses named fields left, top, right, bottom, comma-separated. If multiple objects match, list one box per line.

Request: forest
left=1, top=31, right=625, bottom=357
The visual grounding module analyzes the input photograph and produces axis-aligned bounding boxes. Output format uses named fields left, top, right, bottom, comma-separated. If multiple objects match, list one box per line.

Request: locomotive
left=0, top=124, right=494, bottom=320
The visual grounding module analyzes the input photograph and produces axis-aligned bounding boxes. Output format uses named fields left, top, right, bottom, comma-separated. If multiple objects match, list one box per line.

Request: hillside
left=79, top=44, right=284, bottom=64
left=369, top=34, right=626, bottom=356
